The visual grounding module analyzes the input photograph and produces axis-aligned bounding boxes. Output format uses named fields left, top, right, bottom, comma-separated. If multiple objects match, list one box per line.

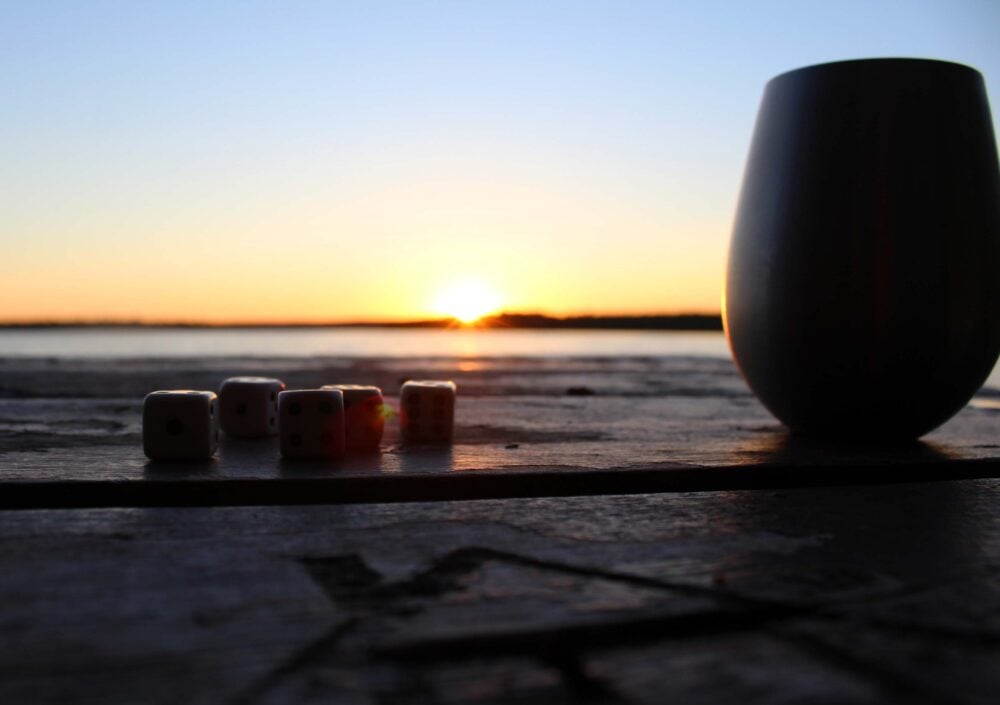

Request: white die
left=218, top=376, right=285, bottom=438
left=278, top=389, right=345, bottom=459
left=321, top=384, right=385, bottom=451
left=399, top=380, right=456, bottom=444
left=143, top=390, right=219, bottom=460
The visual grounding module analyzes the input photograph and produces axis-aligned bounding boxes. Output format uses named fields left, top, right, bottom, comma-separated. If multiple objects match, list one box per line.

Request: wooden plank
left=0, top=481, right=997, bottom=703
left=2, top=355, right=999, bottom=508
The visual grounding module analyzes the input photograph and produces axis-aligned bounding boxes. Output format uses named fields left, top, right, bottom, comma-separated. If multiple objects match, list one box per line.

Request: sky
left=2, top=0, right=998, bottom=323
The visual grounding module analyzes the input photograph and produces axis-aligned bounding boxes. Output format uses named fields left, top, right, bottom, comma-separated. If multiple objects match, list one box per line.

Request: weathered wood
left=0, top=481, right=997, bottom=704
left=1, top=356, right=999, bottom=508
left=2, top=353, right=998, bottom=701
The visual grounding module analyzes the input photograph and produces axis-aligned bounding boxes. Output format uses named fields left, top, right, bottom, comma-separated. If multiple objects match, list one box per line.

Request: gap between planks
left=1, top=458, right=999, bottom=510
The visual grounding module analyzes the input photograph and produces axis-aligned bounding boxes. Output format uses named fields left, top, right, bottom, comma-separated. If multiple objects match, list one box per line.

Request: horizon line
left=0, top=311, right=724, bottom=331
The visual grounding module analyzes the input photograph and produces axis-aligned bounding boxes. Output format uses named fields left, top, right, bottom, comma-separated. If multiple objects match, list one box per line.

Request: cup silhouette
left=725, top=58, right=1000, bottom=440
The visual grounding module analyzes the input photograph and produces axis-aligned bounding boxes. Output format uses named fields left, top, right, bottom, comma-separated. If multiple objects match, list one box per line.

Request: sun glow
left=431, top=280, right=503, bottom=324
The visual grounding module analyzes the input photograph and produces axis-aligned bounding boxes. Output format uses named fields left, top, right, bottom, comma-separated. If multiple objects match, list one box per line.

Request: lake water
left=2, top=327, right=998, bottom=390
left=0, top=327, right=731, bottom=359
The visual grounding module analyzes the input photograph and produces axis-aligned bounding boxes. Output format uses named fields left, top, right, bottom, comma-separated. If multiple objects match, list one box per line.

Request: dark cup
left=725, top=58, right=1000, bottom=440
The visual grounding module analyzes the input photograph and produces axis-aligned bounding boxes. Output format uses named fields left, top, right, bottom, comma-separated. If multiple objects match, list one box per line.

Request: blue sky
left=2, top=1, right=998, bottom=321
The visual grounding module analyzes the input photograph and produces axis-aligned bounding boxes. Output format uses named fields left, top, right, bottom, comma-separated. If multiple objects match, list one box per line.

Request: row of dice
left=142, top=376, right=456, bottom=461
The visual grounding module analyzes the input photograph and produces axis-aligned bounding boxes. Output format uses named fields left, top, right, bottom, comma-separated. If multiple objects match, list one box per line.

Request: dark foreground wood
left=1, top=483, right=998, bottom=705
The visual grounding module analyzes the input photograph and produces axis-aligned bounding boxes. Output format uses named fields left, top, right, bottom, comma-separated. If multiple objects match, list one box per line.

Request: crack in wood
left=372, top=606, right=799, bottom=662
left=260, top=548, right=814, bottom=703
left=542, top=649, right=629, bottom=704
left=291, top=549, right=807, bottom=668
left=299, top=546, right=795, bottom=613
left=227, top=617, right=361, bottom=705
left=287, top=547, right=1000, bottom=701
left=299, top=554, right=384, bottom=597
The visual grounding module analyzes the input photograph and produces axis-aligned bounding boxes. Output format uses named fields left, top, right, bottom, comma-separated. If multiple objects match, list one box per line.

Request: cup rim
left=767, top=57, right=981, bottom=87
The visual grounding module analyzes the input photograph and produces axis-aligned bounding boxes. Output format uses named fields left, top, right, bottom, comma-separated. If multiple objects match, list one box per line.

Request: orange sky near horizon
left=2, top=159, right=731, bottom=323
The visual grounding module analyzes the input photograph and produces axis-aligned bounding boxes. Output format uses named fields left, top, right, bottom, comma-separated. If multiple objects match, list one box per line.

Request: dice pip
left=399, top=380, right=456, bottom=444
left=278, top=389, right=346, bottom=459
left=321, top=384, right=385, bottom=451
left=143, top=390, right=219, bottom=460
left=218, top=376, right=285, bottom=438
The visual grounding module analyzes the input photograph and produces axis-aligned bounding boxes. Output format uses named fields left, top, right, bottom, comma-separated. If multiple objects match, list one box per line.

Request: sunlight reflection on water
left=2, top=327, right=998, bottom=392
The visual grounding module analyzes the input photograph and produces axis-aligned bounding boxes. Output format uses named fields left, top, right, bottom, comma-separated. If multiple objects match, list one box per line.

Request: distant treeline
left=0, top=313, right=723, bottom=331
left=479, top=313, right=723, bottom=330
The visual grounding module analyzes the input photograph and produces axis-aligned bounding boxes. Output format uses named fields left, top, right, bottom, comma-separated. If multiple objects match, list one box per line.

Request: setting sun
left=431, top=280, right=503, bottom=324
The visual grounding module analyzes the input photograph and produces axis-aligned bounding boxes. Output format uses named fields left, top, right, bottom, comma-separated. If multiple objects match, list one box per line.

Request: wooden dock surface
left=1, top=354, right=998, bottom=703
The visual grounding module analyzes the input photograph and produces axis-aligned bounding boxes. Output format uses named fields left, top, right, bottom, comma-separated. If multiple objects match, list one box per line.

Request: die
left=143, top=390, right=219, bottom=460
left=399, top=380, right=456, bottom=444
left=218, top=376, right=285, bottom=438
left=278, top=389, right=346, bottom=459
left=321, top=384, right=385, bottom=451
